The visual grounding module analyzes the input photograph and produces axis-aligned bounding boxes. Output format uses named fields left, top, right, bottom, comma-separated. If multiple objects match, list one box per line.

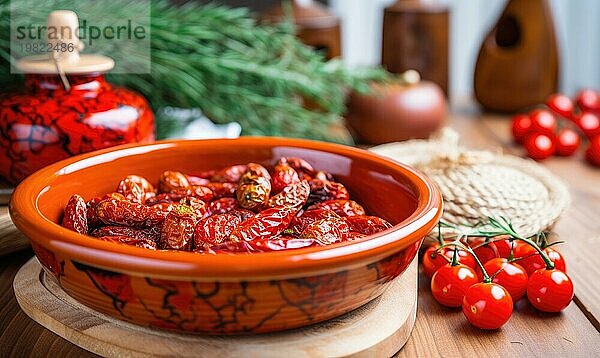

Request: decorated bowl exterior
left=0, top=73, right=155, bottom=184
left=10, top=138, right=442, bottom=334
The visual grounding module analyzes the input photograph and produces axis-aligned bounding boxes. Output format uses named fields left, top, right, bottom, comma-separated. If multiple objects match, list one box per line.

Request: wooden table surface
left=1, top=104, right=600, bottom=357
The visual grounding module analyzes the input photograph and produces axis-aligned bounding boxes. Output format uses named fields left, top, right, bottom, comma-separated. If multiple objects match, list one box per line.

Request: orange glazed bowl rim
left=10, top=137, right=442, bottom=280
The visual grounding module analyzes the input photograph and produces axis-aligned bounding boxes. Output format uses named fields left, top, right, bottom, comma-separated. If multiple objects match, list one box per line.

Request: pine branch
left=0, top=0, right=393, bottom=143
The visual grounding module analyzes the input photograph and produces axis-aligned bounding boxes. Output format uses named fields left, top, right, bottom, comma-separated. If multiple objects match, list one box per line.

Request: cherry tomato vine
left=422, top=217, right=574, bottom=330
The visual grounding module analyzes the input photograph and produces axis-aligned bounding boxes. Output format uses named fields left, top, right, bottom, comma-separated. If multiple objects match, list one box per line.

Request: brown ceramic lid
left=385, top=0, right=449, bottom=13
left=260, top=0, right=339, bottom=29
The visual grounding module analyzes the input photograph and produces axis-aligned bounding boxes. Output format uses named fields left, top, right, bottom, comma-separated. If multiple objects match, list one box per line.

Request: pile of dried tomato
left=61, top=157, right=393, bottom=253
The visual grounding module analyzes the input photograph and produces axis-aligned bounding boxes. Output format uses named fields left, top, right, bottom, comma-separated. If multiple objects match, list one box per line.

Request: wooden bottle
left=381, top=0, right=449, bottom=95
left=474, top=0, right=559, bottom=112
left=260, top=0, right=341, bottom=59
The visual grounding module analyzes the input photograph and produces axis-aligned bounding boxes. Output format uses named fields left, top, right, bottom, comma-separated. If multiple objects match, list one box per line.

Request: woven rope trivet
left=370, top=128, right=570, bottom=237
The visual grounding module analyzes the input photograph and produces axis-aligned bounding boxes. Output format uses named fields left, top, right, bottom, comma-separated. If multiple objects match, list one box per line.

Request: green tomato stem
left=487, top=217, right=555, bottom=270
left=451, top=246, right=459, bottom=266
left=513, top=235, right=555, bottom=270
left=440, top=240, right=491, bottom=283
left=436, top=222, right=444, bottom=246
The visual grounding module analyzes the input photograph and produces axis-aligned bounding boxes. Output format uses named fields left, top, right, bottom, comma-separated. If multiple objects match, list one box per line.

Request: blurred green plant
left=0, top=0, right=392, bottom=143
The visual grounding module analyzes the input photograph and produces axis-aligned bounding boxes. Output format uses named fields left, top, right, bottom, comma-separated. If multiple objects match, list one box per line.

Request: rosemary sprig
left=445, top=217, right=557, bottom=270
left=0, top=0, right=392, bottom=142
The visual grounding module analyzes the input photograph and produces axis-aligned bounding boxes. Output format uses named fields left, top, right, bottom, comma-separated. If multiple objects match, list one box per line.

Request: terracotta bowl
left=10, top=137, right=442, bottom=334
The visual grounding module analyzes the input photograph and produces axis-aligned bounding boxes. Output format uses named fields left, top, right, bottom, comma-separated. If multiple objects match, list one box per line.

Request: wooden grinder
left=260, top=0, right=341, bottom=59
left=474, top=0, right=559, bottom=112
left=382, top=0, right=449, bottom=95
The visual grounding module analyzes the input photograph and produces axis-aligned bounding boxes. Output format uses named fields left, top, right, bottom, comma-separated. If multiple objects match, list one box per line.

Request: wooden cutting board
left=0, top=206, right=30, bottom=256
left=0, top=177, right=12, bottom=205
left=14, top=256, right=418, bottom=357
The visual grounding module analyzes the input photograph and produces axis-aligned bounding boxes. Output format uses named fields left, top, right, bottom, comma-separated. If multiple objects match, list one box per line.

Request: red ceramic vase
left=0, top=73, right=154, bottom=184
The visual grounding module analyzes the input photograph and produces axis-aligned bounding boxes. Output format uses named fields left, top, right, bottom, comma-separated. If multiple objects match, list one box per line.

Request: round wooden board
left=0, top=206, right=30, bottom=256
left=14, top=257, right=418, bottom=357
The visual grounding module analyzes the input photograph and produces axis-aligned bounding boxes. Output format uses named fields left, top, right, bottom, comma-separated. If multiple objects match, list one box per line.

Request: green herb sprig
left=0, top=1, right=392, bottom=142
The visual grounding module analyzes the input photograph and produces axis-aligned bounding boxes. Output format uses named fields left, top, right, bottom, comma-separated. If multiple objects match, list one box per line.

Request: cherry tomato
left=527, top=269, right=574, bottom=312
left=469, top=238, right=499, bottom=264
left=546, top=93, right=574, bottom=118
left=576, top=89, right=600, bottom=112
left=524, top=133, right=555, bottom=160
left=586, top=135, right=600, bottom=167
left=462, top=282, right=513, bottom=330
left=469, top=238, right=499, bottom=279
left=514, top=245, right=566, bottom=275
left=529, top=109, right=557, bottom=136
left=511, top=114, right=532, bottom=143
left=494, top=237, right=521, bottom=258
left=574, top=112, right=600, bottom=139
left=431, top=263, right=479, bottom=307
left=555, top=128, right=581, bottom=156
left=422, top=243, right=476, bottom=279
left=483, top=258, right=528, bottom=301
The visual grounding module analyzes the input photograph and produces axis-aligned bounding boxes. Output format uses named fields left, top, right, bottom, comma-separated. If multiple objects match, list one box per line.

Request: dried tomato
left=173, top=185, right=214, bottom=202
left=228, top=209, right=255, bottom=222
left=91, top=225, right=160, bottom=243
left=86, top=197, right=102, bottom=228
left=345, top=215, right=392, bottom=235
left=246, top=235, right=318, bottom=252
left=268, top=180, right=310, bottom=208
left=150, top=202, right=175, bottom=215
left=185, top=175, right=210, bottom=186
left=145, top=193, right=176, bottom=206
left=278, top=157, right=315, bottom=180
left=229, top=206, right=297, bottom=242
left=205, top=182, right=237, bottom=199
left=179, top=196, right=207, bottom=219
left=307, top=199, right=365, bottom=217
left=207, top=197, right=238, bottom=215
left=104, top=192, right=127, bottom=201
left=286, top=209, right=340, bottom=236
left=158, top=204, right=197, bottom=251
left=210, top=164, right=248, bottom=183
left=194, top=214, right=241, bottom=251
left=86, top=193, right=128, bottom=228
left=244, top=163, right=272, bottom=180
left=211, top=235, right=317, bottom=253
left=95, top=235, right=157, bottom=250
left=307, top=179, right=350, bottom=205
left=158, top=171, right=190, bottom=193
left=95, top=198, right=170, bottom=227
left=145, top=185, right=213, bottom=205
left=236, top=176, right=271, bottom=211
left=209, top=241, right=254, bottom=254
left=300, top=216, right=351, bottom=245
left=235, top=164, right=272, bottom=209
left=117, top=175, right=155, bottom=204
left=63, top=156, right=392, bottom=255
left=62, top=194, right=88, bottom=234
left=314, top=170, right=335, bottom=182
left=271, top=163, right=300, bottom=193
